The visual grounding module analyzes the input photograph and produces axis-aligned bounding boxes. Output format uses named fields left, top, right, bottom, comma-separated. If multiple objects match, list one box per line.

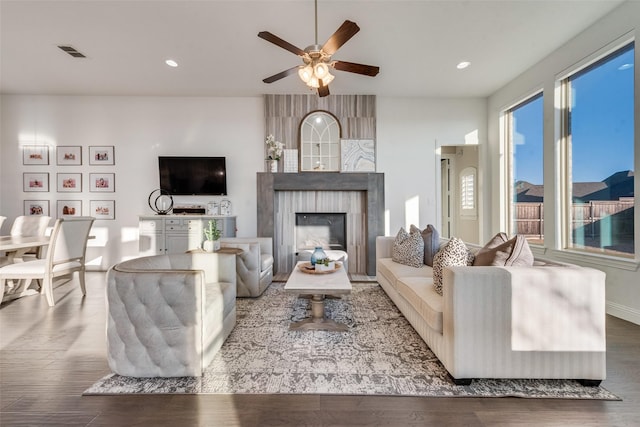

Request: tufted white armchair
left=220, top=237, right=273, bottom=297
left=106, top=252, right=236, bottom=377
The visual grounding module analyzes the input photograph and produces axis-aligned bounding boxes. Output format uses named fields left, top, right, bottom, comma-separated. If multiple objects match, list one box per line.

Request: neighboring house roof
left=515, top=170, right=634, bottom=202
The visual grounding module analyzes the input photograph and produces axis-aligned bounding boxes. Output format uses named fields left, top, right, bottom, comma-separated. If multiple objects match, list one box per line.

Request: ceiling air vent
left=57, top=45, right=86, bottom=58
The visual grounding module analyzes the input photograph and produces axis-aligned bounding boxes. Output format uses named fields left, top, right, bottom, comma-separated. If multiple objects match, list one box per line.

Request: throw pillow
left=392, top=227, right=424, bottom=268
left=473, top=232, right=508, bottom=266
left=432, top=237, right=472, bottom=296
left=474, top=234, right=534, bottom=267
left=418, top=224, right=440, bottom=267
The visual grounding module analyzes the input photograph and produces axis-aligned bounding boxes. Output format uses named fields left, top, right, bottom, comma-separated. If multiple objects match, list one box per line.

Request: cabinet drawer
left=166, top=224, right=188, bottom=232
left=139, top=220, right=161, bottom=232
left=166, top=218, right=183, bottom=226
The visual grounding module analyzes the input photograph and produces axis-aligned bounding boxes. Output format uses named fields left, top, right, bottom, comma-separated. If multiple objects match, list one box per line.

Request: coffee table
left=284, top=261, right=352, bottom=332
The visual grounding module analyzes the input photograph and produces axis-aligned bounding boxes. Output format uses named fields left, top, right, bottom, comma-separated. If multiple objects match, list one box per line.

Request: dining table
left=0, top=235, right=51, bottom=302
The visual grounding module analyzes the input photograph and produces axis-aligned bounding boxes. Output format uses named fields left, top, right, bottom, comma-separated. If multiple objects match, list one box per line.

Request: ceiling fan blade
left=263, top=66, right=300, bottom=84
left=318, top=81, right=330, bottom=97
left=332, top=60, right=380, bottom=77
left=321, top=20, right=360, bottom=56
left=258, top=31, right=306, bottom=57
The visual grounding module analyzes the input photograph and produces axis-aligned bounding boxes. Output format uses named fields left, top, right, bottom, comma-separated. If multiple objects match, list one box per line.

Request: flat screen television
left=158, top=156, right=227, bottom=196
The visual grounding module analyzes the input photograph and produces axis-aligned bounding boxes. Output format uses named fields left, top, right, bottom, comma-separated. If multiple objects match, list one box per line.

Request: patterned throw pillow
left=392, top=227, right=424, bottom=268
left=432, top=237, right=473, bottom=296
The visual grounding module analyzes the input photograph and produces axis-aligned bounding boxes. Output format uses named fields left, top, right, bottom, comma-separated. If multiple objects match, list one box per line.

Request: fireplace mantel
left=257, top=172, right=384, bottom=276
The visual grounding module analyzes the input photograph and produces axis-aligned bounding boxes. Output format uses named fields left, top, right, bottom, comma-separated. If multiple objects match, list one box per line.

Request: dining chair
left=0, top=217, right=94, bottom=306
left=0, top=216, right=6, bottom=232
left=9, top=215, right=52, bottom=259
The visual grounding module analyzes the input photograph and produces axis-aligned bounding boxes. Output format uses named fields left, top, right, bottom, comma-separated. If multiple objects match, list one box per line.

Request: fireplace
left=295, top=213, right=346, bottom=252
left=257, top=172, right=384, bottom=276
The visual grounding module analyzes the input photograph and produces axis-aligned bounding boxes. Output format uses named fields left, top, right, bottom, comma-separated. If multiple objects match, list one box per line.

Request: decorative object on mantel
left=265, top=134, right=284, bottom=172
left=283, top=149, right=298, bottom=172
left=147, top=188, right=173, bottom=215
left=341, top=139, right=375, bottom=172
left=203, top=220, right=221, bottom=252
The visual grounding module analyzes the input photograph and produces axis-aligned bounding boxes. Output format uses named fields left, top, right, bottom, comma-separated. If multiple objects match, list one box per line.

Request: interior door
left=441, top=158, right=452, bottom=238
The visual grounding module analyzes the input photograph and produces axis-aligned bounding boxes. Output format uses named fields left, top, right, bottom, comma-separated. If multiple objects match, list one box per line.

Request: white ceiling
left=0, top=0, right=625, bottom=98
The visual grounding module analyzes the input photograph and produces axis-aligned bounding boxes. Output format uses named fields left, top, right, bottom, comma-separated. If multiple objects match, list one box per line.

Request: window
left=505, top=93, right=544, bottom=244
left=460, top=167, right=477, bottom=219
left=562, top=42, right=634, bottom=257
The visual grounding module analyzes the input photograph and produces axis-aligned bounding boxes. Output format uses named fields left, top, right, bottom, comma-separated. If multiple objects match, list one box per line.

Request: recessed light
left=618, top=63, right=633, bottom=71
left=165, top=59, right=178, bottom=67
left=456, top=61, right=471, bottom=70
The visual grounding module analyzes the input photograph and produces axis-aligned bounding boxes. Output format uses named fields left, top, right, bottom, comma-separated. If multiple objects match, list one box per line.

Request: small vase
left=269, top=160, right=278, bottom=173
left=203, top=240, right=220, bottom=252
left=310, top=246, right=327, bottom=266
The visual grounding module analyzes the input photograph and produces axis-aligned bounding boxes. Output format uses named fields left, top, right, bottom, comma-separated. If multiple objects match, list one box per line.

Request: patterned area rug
left=84, top=283, right=619, bottom=399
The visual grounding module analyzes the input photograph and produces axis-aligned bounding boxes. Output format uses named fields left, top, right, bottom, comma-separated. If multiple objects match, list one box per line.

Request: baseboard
left=607, top=301, right=640, bottom=326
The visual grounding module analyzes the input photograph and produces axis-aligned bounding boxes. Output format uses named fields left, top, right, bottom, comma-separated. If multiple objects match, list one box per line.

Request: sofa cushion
left=432, top=237, right=473, bottom=296
left=474, top=234, right=534, bottom=267
left=392, top=227, right=424, bottom=268
left=377, top=257, right=433, bottom=290
left=417, top=224, right=440, bottom=267
left=395, top=276, right=443, bottom=333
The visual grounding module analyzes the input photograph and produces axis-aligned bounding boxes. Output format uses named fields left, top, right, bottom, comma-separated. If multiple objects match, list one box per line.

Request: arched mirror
left=299, top=111, right=341, bottom=171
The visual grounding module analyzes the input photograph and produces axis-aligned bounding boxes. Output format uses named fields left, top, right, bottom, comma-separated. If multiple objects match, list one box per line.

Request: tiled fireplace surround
left=257, top=172, right=384, bottom=276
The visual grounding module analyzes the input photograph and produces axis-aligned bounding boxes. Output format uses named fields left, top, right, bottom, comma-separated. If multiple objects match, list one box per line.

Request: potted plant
left=203, top=220, right=222, bottom=252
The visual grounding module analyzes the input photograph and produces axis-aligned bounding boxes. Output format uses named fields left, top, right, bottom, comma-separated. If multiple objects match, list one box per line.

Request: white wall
left=377, top=97, right=486, bottom=239
left=487, top=1, right=640, bottom=324
left=1, top=95, right=264, bottom=269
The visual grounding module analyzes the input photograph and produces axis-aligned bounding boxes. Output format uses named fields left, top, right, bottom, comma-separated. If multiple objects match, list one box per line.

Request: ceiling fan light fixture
left=314, top=62, right=329, bottom=78
left=298, top=65, right=313, bottom=83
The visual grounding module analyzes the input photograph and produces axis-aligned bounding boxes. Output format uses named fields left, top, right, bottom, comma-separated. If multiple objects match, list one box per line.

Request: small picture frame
left=57, top=200, right=82, bottom=218
left=23, top=173, right=49, bottom=192
left=90, top=200, right=115, bottom=220
left=24, top=200, right=50, bottom=216
left=89, top=173, right=115, bottom=192
left=57, top=146, right=82, bottom=165
left=57, top=173, right=82, bottom=192
left=23, top=145, right=49, bottom=165
left=89, top=146, right=115, bottom=165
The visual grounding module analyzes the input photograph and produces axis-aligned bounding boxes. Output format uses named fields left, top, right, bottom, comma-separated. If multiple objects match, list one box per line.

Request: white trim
left=607, top=301, right=640, bottom=326
left=549, top=249, right=638, bottom=272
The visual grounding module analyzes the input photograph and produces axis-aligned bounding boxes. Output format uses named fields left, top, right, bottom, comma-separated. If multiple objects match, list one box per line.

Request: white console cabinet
left=139, top=215, right=236, bottom=256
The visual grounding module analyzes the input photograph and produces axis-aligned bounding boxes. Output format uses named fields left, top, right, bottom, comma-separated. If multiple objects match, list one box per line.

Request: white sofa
left=106, top=252, right=236, bottom=377
left=376, top=236, right=607, bottom=385
left=220, top=237, right=273, bottom=297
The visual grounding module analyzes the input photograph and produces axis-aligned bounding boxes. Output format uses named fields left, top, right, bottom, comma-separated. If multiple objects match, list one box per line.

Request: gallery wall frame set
left=22, top=145, right=49, bottom=165
left=24, top=200, right=50, bottom=216
left=90, top=200, right=115, bottom=220
left=89, top=146, right=115, bottom=165
left=57, top=173, right=82, bottom=192
left=23, top=173, right=49, bottom=192
left=56, top=146, right=82, bottom=165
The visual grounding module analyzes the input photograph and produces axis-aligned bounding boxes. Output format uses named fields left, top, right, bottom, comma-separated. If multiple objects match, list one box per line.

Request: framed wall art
left=89, top=146, right=115, bottom=165
left=57, top=173, right=82, bottom=192
left=57, top=200, right=82, bottom=218
left=90, top=200, right=115, bottom=220
left=57, top=146, right=82, bottom=165
left=340, top=139, right=376, bottom=172
left=23, top=173, right=49, bottom=192
left=89, top=173, right=115, bottom=192
left=23, top=145, right=49, bottom=165
left=24, top=200, right=50, bottom=216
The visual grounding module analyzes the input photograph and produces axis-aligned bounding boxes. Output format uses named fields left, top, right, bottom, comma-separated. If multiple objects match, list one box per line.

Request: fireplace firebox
left=295, top=213, right=346, bottom=252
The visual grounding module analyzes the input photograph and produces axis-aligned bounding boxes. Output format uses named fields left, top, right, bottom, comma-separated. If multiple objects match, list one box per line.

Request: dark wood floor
left=1, top=273, right=639, bottom=426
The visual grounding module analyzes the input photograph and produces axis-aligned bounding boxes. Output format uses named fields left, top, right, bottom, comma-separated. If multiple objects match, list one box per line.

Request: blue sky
left=513, top=43, right=634, bottom=185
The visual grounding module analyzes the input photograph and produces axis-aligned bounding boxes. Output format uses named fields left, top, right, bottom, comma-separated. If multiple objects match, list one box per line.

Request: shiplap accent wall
left=275, top=190, right=366, bottom=274
left=264, top=94, right=376, bottom=171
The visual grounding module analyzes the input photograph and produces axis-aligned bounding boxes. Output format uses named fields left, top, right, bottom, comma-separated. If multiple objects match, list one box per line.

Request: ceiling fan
left=258, top=0, right=380, bottom=97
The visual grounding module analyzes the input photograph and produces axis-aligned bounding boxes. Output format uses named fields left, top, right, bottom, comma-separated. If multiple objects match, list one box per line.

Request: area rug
left=84, top=283, right=619, bottom=399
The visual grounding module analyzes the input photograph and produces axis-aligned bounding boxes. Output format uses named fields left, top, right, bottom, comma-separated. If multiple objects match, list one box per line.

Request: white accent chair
left=220, top=237, right=274, bottom=297
left=0, top=217, right=94, bottom=306
left=106, top=252, right=237, bottom=377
